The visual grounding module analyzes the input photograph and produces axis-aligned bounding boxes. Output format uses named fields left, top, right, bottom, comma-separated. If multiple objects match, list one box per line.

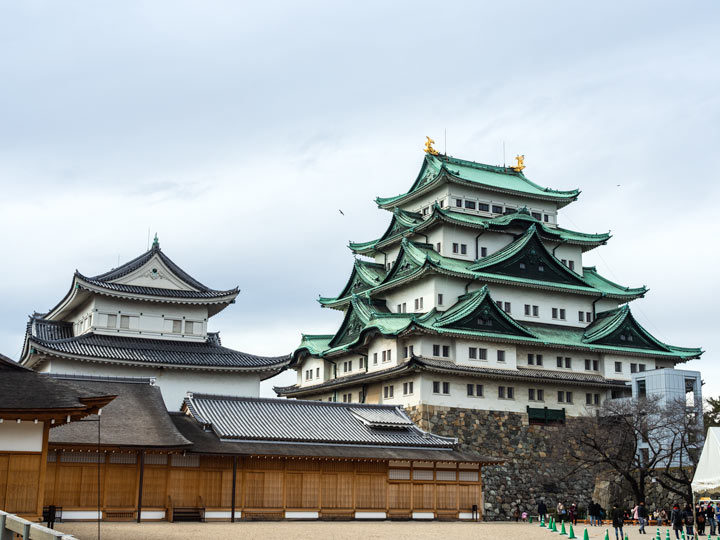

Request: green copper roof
left=296, top=334, right=334, bottom=356
left=300, top=289, right=701, bottom=362
left=349, top=205, right=610, bottom=256
left=376, top=154, right=580, bottom=209
left=324, top=229, right=645, bottom=308
left=326, top=259, right=386, bottom=302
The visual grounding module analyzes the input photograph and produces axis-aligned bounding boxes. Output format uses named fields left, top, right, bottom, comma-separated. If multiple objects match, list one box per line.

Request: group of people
left=535, top=499, right=720, bottom=540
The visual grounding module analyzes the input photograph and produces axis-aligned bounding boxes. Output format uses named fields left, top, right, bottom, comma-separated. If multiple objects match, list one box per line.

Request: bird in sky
left=339, top=209, right=345, bottom=216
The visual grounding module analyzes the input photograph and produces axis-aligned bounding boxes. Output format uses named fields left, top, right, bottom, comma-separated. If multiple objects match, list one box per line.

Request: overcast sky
left=1, top=1, right=718, bottom=399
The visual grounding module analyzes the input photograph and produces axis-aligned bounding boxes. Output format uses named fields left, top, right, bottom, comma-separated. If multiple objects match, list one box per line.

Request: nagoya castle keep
left=278, top=140, right=702, bottom=424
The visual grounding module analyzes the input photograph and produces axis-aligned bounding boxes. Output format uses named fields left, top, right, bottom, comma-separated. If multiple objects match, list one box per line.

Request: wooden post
left=231, top=456, right=237, bottom=523
left=136, top=451, right=145, bottom=523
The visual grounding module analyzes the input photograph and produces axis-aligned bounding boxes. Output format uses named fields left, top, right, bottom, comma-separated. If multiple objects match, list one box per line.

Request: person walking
left=557, top=501, right=566, bottom=523
left=671, top=504, right=684, bottom=540
left=684, top=504, right=695, bottom=539
left=569, top=504, right=578, bottom=526
left=659, top=509, right=668, bottom=527
left=589, top=501, right=599, bottom=526
left=538, top=500, right=548, bottom=523
left=707, top=502, right=716, bottom=536
left=697, top=503, right=705, bottom=536
left=638, top=501, right=648, bottom=534
left=612, top=503, right=625, bottom=540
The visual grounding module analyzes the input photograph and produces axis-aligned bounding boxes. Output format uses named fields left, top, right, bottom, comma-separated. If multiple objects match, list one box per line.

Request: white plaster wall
left=0, top=421, right=44, bottom=452
left=399, top=185, right=451, bottom=215
left=453, top=338, right=518, bottom=369
left=43, top=357, right=261, bottom=410
left=416, top=372, right=603, bottom=414
left=552, top=244, right=584, bottom=274
left=367, top=336, right=401, bottom=372
left=383, top=278, right=436, bottom=314
left=465, top=282, right=615, bottom=327
left=600, top=354, right=652, bottom=381
left=448, top=186, right=559, bottom=223
left=91, top=296, right=208, bottom=341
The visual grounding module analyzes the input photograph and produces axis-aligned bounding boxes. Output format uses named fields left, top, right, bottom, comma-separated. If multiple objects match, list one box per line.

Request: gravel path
left=58, top=521, right=675, bottom=540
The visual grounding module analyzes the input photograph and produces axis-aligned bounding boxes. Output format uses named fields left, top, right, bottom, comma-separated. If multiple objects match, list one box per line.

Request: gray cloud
left=0, top=0, right=717, bottom=398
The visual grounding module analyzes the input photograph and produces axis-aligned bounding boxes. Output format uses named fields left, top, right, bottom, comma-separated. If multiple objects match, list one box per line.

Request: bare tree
left=652, top=397, right=704, bottom=506
left=565, top=395, right=667, bottom=503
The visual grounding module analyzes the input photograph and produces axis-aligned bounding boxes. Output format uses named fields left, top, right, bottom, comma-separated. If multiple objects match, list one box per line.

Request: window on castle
left=533, top=305, right=539, bottom=317
left=525, top=304, right=531, bottom=316
left=383, top=385, right=394, bottom=399
left=529, top=388, right=535, bottom=400
left=585, top=359, right=591, bottom=370
left=316, top=367, right=320, bottom=378
left=579, top=311, right=585, bottom=322
left=498, top=386, right=505, bottom=398
left=186, top=321, right=197, bottom=334
left=497, top=350, right=506, bottom=362
left=538, top=265, right=545, bottom=272
left=565, top=357, right=571, bottom=369
left=593, top=359, right=599, bottom=371
left=119, top=315, right=130, bottom=330
left=436, top=242, right=441, bottom=252
left=422, top=207, right=429, bottom=215
left=507, top=387, right=515, bottom=399
left=639, top=364, right=646, bottom=372
left=442, top=382, right=450, bottom=394
left=615, top=361, right=622, bottom=373
left=478, top=203, right=490, bottom=212
left=465, top=200, right=476, bottom=210
left=552, top=308, right=558, bottom=319
left=529, top=388, right=544, bottom=401
left=586, top=393, right=593, bottom=405
left=452, top=243, right=459, bottom=254
left=455, top=199, right=462, bottom=207
left=437, top=293, right=444, bottom=305
left=492, top=205, right=503, bottom=214
left=504, top=302, right=511, bottom=314
left=568, top=261, right=575, bottom=271
left=373, top=353, right=378, bottom=365
left=460, top=244, right=467, bottom=255
left=442, top=345, right=450, bottom=357
left=479, top=348, right=488, bottom=360
left=107, top=314, right=117, bottom=329
left=432, top=381, right=441, bottom=393
left=171, top=319, right=181, bottom=333
left=439, top=200, right=444, bottom=208
left=480, top=247, right=488, bottom=257
left=402, top=302, right=407, bottom=313
left=403, top=382, right=414, bottom=395
left=469, top=347, right=477, bottom=359
left=586, top=312, right=592, bottom=322
left=528, top=353, right=535, bottom=365
left=404, top=347, right=409, bottom=358
left=561, top=259, right=567, bottom=266
left=469, top=384, right=483, bottom=397
left=397, top=304, right=402, bottom=313
left=558, top=391, right=573, bottom=403
left=631, top=363, right=637, bottom=373
left=433, top=344, right=440, bottom=356
left=531, top=211, right=542, bottom=220
left=544, top=215, right=549, bottom=222
left=559, top=309, right=566, bottom=320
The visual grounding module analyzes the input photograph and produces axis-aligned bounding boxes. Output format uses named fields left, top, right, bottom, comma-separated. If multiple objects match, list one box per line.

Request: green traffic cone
left=667, top=531, right=671, bottom=540
left=561, top=522, right=568, bottom=536
left=569, top=525, right=577, bottom=539
left=625, top=534, right=629, bottom=540
left=604, top=529, right=610, bottom=540
left=541, top=518, right=545, bottom=528
left=584, top=529, right=590, bottom=540
left=530, top=516, right=534, bottom=524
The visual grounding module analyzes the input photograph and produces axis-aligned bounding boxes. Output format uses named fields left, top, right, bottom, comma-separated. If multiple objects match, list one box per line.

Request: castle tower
left=21, top=238, right=289, bottom=408
left=276, top=149, right=702, bottom=421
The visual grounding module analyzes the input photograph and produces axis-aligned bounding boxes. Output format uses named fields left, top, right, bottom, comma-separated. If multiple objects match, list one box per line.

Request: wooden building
left=0, top=355, right=114, bottom=520
left=45, top=375, right=501, bottom=521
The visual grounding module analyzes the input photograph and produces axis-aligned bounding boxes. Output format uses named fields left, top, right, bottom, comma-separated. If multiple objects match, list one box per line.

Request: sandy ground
left=57, top=520, right=679, bottom=540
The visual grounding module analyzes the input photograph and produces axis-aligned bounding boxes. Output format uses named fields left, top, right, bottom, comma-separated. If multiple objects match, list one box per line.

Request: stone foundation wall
left=406, top=405, right=691, bottom=521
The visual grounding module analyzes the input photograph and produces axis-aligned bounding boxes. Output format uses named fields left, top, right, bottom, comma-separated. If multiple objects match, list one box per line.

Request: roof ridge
left=188, top=393, right=399, bottom=409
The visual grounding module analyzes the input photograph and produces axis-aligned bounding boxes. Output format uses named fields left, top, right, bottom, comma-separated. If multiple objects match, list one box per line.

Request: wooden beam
left=136, top=451, right=145, bottom=523
left=230, top=456, right=237, bottom=523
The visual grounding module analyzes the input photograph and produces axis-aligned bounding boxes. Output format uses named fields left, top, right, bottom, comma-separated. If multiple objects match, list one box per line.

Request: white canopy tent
left=692, top=427, right=720, bottom=493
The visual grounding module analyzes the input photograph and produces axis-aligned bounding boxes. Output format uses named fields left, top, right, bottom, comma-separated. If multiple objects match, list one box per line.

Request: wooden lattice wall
left=44, top=449, right=484, bottom=521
